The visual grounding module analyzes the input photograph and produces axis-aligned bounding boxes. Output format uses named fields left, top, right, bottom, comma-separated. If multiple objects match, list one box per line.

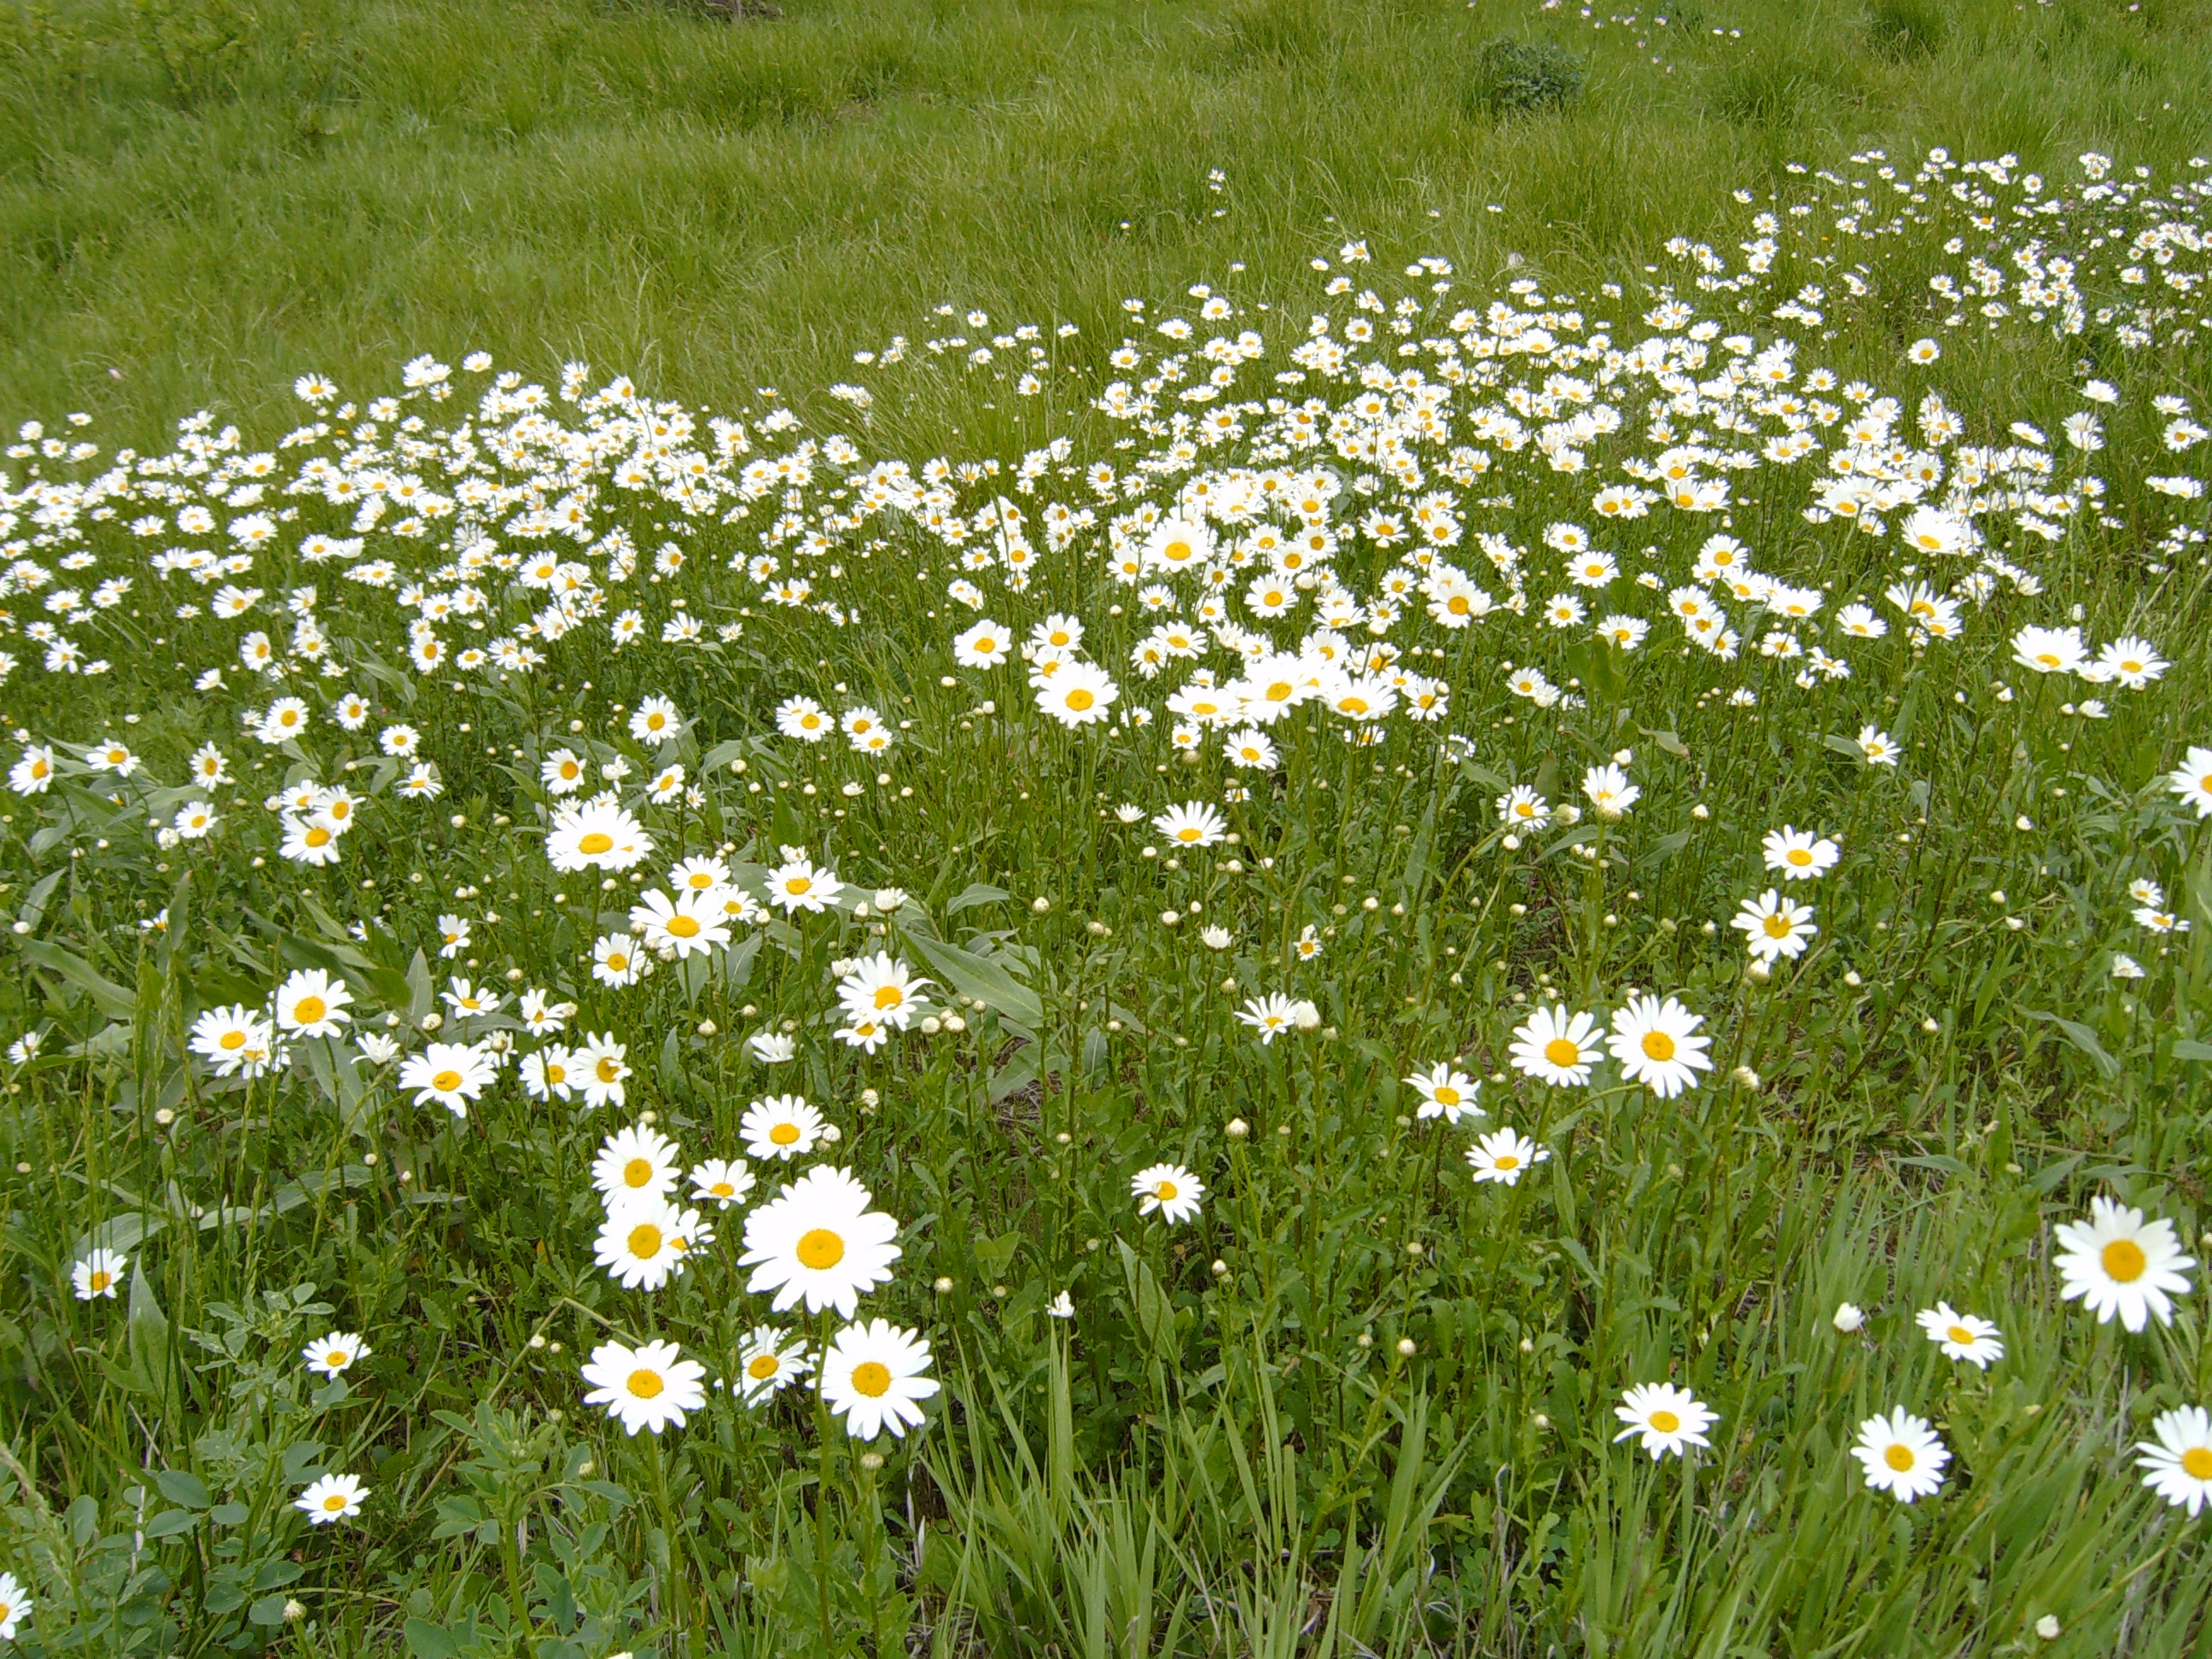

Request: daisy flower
left=629, top=888, right=730, bottom=958
left=1509, top=1005, right=1603, bottom=1087
left=736, top=1325, right=812, bottom=1402
left=1035, top=662, right=1118, bottom=726
left=1915, top=1302, right=2004, bottom=1369
left=2134, top=1406, right=2212, bottom=1516
left=302, top=1331, right=370, bottom=1377
left=1236, top=992, right=1300, bottom=1044
left=594, top=1196, right=709, bottom=1291
left=592, top=1124, right=681, bottom=1204
left=2167, top=746, right=2212, bottom=818
left=835, top=953, right=933, bottom=1029
left=1613, top=1383, right=1718, bottom=1460
left=272, top=969, right=352, bottom=1037
left=740, top=1166, right=902, bottom=1318
left=952, top=619, right=1010, bottom=667
left=742, top=1095, right=825, bottom=1161
left=581, top=1338, right=707, bottom=1435
left=1606, top=996, right=1713, bottom=1097
left=1152, top=800, right=1228, bottom=848
left=1732, top=889, right=1818, bottom=963
left=573, top=1033, right=632, bottom=1109
left=690, top=1159, right=757, bottom=1209
left=1761, top=825, right=1839, bottom=880
left=765, top=854, right=844, bottom=915
left=545, top=798, right=654, bottom=873
left=1496, top=784, right=1551, bottom=829
left=1132, top=1162, right=1205, bottom=1223
left=295, top=1473, right=369, bottom=1525
left=72, top=1249, right=127, bottom=1300
left=1403, top=1062, right=1482, bottom=1123
left=2052, top=1196, right=2196, bottom=1330
left=0, top=1570, right=29, bottom=1640
left=819, top=1319, right=940, bottom=1441
left=1582, top=763, right=1639, bottom=818
left=397, top=1042, right=496, bottom=1117
left=1465, top=1127, right=1548, bottom=1185
left=1852, top=1409, right=1950, bottom=1502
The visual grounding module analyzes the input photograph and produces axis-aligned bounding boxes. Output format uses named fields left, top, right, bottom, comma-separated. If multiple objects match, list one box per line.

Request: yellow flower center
left=1545, top=1038, right=1581, bottom=1068
left=627, top=1369, right=664, bottom=1400
left=328, top=1351, right=348, bottom=1367
left=667, top=916, right=700, bottom=939
left=1155, top=1181, right=1179, bottom=1202
left=852, top=1360, right=894, bottom=1398
left=560, top=760, right=579, bottom=779
left=324, top=1494, right=347, bottom=1511
left=606, top=952, right=629, bottom=972
left=295, top=996, right=327, bottom=1024
left=1763, top=915, right=1794, bottom=939
left=1493, top=1155, right=1519, bottom=1170
left=1649, top=1410, right=1680, bottom=1433
left=1884, top=1444, right=1916, bottom=1472
left=2181, top=1447, right=2212, bottom=1481
left=1162, top=540, right=1191, bottom=562
left=220, top=1029, right=248, bottom=1051
left=578, top=832, right=615, bottom=855
left=975, top=637, right=996, bottom=653
left=770, top=1123, right=801, bottom=1146
left=1642, top=1032, right=1677, bottom=1062
left=797, top=1228, right=847, bottom=1270
left=1948, top=1325, right=1974, bottom=1345
left=624, top=1157, right=654, bottom=1187
left=305, top=826, right=332, bottom=847
left=875, top=986, right=905, bottom=1010
left=431, top=1069, right=462, bottom=1092
left=2102, top=1238, right=2147, bottom=1283
left=88, top=1271, right=111, bottom=1292
left=597, top=1057, right=621, bottom=1082
left=1434, top=1086, right=1460, bottom=1107
left=709, top=1182, right=733, bottom=1198
left=748, top=1354, right=780, bottom=1380
left=1065, top=689, right=1096, bottom=712
left=627, top=1224, right=664, bottom=1258
left=1266, top=681, right=1294, bottom=701
left=1786, top=848, right=1812, bottom=866
left=785, top=877, right=811, bottom=894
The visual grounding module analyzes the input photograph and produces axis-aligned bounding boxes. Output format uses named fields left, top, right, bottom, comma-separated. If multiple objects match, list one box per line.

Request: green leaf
left=20, top=938, right=136, bottom=1021
left=1824, top=732, right=1871, bottom=760
left=248, top=1593, right=293, bottom=1627
left=405, top=1619, right=463, bottom=1659
left=144, top=1508, right=200, bottom=1540
left=906, top=932, right=1042, bottom=1030
left=2171, top=1039, right=2212, bottom=1062
left=154, top=1470, right=210, bottom=1510
left=946, top=882, right=1010, bottom=915
left=2024, top=1009, right=2120, bottom=1080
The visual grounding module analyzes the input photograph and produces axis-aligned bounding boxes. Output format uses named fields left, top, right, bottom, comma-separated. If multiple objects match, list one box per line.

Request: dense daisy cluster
left=6, top=142, right=2212, bottom=1651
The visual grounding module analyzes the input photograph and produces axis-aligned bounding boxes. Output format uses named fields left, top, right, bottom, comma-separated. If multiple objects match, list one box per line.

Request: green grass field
left=4, top=0, right=2212, bottom=1653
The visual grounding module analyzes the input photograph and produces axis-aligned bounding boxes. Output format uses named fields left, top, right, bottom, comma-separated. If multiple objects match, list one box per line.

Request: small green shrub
left=1868, top=0, right=1946, bottom=58
left=1470, top=35, right=1585, bottom=115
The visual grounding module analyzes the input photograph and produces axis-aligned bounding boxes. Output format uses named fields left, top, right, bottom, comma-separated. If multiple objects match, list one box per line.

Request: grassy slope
left=0, top=0, right=2203, bottom=446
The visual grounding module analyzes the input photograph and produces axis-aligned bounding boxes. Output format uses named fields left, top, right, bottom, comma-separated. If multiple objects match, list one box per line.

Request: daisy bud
left=419, top=1013, right=442, bottom=1032
left=934, top=1277, right=953, bottom=1293
left=821, top=1124, right=841, bottom=1144
left=2036, top=1616, right=2060, bottom=1641
left=1031, top=896, right=1051, bottom=913
left=1921, top=1017, right=1941, bottom=1033
left=1732, top=1065, right=1761, bottom=1089
left=1395, top=1337, right=1417, bottom=1358
left=946, top=1015, right=966, bottom=1032
left=859, top=1452, right=885, bottom=1471
left=1691, top=804, right=1709, bottom=819
left=1358, top=1331, right=1373, bottom=1348
left=1833, top=1301, right=1866, bottom=1333
left=1501, top=834, right=1521, bottom=850
left=696, top=1021, right=716, bottom=1036
left=1211, top=1259, right=1230, bottom=1276
left=283, top=1598, right=306, bottom=1623
left=1519, top=1336, right=1534, bottom=1353
left=1747, top=961, right=1771, bottom=982
left=1225, top=1117, right=1249, bottom=1138
left=860, top=1088, right=880, bottom=1109
left=920, top=1016, right=942, bottom=1035
left=1532, top=1413, right=1550, bottom=1429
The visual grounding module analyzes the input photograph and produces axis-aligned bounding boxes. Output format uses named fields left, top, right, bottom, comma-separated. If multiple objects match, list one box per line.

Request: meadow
left=3, top=0, right=2212, bottom=1653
